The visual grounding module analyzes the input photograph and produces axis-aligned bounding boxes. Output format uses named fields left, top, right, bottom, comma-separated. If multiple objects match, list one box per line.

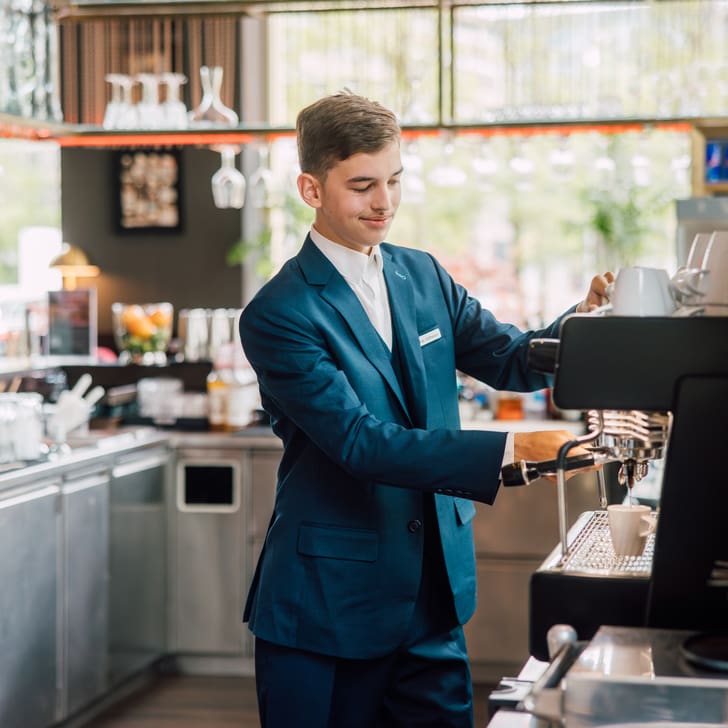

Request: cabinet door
left=109, top=449, right=169, bottom=684
left=0, top=482, right=60, bottom=728
left=63, top=469, right=110, bottom=717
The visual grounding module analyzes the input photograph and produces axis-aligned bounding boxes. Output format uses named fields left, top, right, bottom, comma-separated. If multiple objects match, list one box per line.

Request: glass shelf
left=1, top=111, right=702, bottom=149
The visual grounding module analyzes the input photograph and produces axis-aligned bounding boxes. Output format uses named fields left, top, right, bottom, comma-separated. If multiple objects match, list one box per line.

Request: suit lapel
left=298, top=237, right=411, bottom=421
left=383, top=252, right=428, bottom=428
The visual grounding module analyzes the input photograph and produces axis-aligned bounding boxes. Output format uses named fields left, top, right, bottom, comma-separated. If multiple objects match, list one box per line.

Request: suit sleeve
left=240, top=292, right=505, bottom=504
left=427, top=253, right=572, bottom=390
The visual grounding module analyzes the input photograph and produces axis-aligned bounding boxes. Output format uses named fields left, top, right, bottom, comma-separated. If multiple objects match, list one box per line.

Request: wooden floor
left=86, top=675, right=497, bottom=727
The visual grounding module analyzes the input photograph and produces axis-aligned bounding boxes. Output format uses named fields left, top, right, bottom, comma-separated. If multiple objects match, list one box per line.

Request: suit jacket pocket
left=297, top=523, right=378, bottom=562
left=454, top=497, right=477, bottom=526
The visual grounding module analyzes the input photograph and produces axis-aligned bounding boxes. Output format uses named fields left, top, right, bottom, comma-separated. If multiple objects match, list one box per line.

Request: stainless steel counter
left=0, top=423, right=282, bottom=728
left=0, top=427, right=168, bottom=494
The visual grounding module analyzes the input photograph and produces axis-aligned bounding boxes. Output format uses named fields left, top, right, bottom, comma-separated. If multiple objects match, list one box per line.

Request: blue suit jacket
left=239, top=236, right=568, bottom=659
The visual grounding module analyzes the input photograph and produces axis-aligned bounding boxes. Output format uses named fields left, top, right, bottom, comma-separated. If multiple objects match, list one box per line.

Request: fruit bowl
left=112, top=302, right=174, bottom=365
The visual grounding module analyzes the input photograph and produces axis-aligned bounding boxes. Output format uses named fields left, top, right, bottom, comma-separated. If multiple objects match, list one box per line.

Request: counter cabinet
left=0, top=425, right=599, bottom=725
left=0, top=478, right=60, bottom=728
left=0, top=434, right=171, bottom=728
left=166, top=437, right=279, bottom=672
left=109, top=448, right=170, bottom=685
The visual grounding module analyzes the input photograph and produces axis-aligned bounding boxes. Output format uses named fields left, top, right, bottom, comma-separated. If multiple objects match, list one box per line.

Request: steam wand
left=555, top=421, right=603, bottom=560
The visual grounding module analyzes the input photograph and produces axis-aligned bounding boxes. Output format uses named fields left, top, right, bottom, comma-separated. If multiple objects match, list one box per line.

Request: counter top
left=0, top=427, right=170, bottom=493
left=168, top=426, right=281, bottom=450
left=0, top=425, right=287, bottom=494
left=0, top=414, right=580, bottom=493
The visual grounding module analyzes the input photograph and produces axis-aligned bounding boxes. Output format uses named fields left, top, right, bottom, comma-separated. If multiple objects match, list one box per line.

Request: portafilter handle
left=501, top=453, right=598, bottom=487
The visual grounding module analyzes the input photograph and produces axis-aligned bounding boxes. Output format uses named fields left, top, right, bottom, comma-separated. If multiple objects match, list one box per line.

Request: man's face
left=299, top=141, right=403, bottom=254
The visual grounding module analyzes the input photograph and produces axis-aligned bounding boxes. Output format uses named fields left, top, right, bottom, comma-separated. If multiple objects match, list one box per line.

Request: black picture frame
left=114, top=148, right=183, bottom=232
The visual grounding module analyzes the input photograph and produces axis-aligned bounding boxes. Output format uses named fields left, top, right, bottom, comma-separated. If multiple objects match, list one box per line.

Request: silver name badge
left=419, top=328, right=442, bottom=347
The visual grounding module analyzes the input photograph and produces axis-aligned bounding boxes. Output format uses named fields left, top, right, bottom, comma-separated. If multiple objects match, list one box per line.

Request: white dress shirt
left=310, top=227, right=392, bottom=350
left=310, top=227, right=515, bottom=479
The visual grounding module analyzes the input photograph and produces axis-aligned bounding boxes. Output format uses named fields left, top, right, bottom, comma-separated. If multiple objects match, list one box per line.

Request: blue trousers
left=253, top=497, right=474, bottom=728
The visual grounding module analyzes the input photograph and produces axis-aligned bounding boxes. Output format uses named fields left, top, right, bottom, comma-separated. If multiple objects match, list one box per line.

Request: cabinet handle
left=112, top=455, right=167, bottom=479
left=63, top=474, right=109, bottom=494
left=0, top=484, right=60, bottom=509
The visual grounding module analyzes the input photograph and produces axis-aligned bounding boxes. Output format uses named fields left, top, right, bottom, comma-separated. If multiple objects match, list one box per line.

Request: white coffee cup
left=605, top=266, right=676, bottom=316
left=607, top=503, right=655, bottom=557
left=700, top=231, right=728, bottom=315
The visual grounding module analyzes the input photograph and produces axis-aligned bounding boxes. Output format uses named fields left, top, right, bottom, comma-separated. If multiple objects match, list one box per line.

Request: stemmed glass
left=103, top=74, right=136, bottom=129
left=161, top=72, right=188, bottom=128
left=428, top=134, right=466, bottom=188
left=247, top=143, right=275, bottom=208
left=136, top=73, right=164, bottom=129
left=189, top=66, right=238, bottom=127
left=211, top=145, right=246, bottom=209
left=472, top=139, right=499, bottom=189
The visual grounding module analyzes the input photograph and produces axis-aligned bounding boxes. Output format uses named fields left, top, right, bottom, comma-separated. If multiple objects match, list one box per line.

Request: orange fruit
left=120, top=304, right=146, bottom=329
left=127, top=315, right=156, bottom=339
left=149, top=308, right=172, bottom=329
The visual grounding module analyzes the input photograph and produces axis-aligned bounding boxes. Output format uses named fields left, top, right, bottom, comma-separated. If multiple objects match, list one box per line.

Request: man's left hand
left=577, top=271, right=615, bottom=313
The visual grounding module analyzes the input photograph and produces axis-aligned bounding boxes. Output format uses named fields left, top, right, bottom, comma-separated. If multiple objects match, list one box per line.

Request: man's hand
left=514, top=429, right=586, bottom=462
left=576, top=272, right=615, bottom=313
left=513, top=430, right=598, bottom=480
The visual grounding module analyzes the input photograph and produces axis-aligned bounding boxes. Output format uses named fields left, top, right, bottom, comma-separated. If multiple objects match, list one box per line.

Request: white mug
left=607, top=503, right=655, bottom=557
left=605, top=266, right=676, bottom=316
left=700, top=231, right=728, bottom=314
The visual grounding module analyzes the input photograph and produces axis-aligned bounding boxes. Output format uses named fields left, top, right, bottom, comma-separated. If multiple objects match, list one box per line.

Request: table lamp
left=50, top=243, right=100, bottom=290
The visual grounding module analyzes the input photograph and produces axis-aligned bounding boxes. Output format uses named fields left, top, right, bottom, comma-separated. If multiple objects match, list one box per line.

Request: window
left=0, top=139, right=63, bottom=301
left=261, top=1, right=699, bottom=325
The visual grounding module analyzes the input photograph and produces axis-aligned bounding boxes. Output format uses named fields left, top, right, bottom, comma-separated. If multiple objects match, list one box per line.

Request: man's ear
left=297, top=172, right=323, bottom=209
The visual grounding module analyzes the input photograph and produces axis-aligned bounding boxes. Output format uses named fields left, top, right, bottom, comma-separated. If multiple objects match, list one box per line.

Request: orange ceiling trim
left=55, top=131, right=259, bottom=147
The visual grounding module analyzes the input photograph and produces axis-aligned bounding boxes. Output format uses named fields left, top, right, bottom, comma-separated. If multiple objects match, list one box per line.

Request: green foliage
left=579, top=185, right=674, bottom=269
left=227, top=188, right=311, bottom=281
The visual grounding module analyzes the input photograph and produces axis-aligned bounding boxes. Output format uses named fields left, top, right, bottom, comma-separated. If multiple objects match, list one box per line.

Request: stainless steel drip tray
left=541, top=510, right=654, bottom=577
left=529, top=511, right=654, bottom=661
left=558, top=626, right=728, bottom=726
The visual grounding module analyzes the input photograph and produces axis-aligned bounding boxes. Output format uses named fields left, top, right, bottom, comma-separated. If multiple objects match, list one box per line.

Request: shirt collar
left=310, top=226, right=383, bottom=285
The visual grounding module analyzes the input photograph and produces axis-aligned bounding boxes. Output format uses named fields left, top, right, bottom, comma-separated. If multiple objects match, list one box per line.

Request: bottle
left=207, top=344, right=233, bottom=431
left=224, top=347, right=259, bottom=432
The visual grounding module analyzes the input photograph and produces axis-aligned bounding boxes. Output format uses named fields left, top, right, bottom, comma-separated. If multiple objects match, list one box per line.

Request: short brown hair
left=296, top=91, right=401, bottom=179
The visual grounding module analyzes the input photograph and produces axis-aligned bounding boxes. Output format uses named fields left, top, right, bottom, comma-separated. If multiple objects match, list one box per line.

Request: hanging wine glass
left=472, top=139, right=499, bottom=189
left=549, top=135, right=575, bottom=180
left=400, top=138, right=425, bottom=204
left=428, top=133, right=466, bottom=188
left=631, top=133, right=651, bottom=188
left=211, top=145, right=246, bottom=209
left=593, top=135, right=616, bottom=191
left=247, top=143, right=275, bottom=208
left=189, top=66, right=238, bottom=127
left=509, top=138, right=534, bottom=191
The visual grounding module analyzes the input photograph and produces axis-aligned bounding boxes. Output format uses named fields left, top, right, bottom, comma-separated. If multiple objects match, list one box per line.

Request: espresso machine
left=518, top=314, right=728, bottom=725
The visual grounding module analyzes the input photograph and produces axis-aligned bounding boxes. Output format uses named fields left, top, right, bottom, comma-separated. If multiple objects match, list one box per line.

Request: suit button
left=407, top=519, right=422, bottom=533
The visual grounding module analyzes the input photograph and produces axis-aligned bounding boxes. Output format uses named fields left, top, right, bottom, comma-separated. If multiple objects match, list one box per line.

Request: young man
left=239, top=92, right=612, bottom=727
